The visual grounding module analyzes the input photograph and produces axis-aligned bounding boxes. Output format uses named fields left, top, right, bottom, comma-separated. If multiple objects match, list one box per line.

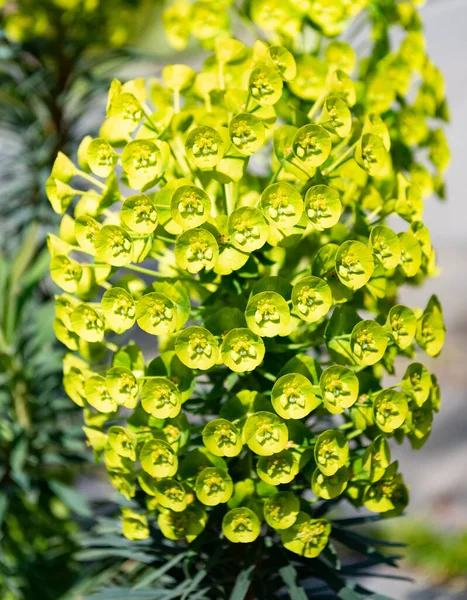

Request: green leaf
left=228, top=565, right=255, bottom=600
left=49, top=481, right=92, bottom=518
left=278, top=565, right=308, bottom=600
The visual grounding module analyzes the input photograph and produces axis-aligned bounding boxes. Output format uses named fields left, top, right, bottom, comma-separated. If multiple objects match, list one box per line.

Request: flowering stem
left=347, top=429, right=363, bottom=440
left=270, top=165, right=283, bottom=184
left=173, top=90, right=180, bottom=113
left=225, top=182, right=237, bottom=214
left=307, top=88, right=328, bottom=121
left=322, top=140, right=359, bottom=176
left=74, top=169, right=106, bottom=190
left=120, top=264, right=166, bottom=277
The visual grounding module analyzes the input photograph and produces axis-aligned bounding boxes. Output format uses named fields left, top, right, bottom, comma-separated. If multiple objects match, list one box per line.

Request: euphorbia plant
left=46, top=0, right=449, bottom=594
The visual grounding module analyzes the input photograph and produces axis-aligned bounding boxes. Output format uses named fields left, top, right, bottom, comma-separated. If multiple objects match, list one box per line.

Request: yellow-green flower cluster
left=2, top=0, right=147, bottom=47
left=47, top=0, right=448, bottom=557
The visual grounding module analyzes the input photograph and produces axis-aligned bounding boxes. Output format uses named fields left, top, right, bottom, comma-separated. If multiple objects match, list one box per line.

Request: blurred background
left=0, top=0, right=466, bottom=598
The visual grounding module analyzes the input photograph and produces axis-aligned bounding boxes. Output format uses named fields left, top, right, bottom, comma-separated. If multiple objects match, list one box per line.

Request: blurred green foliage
left=0, top=1, right=160, bottom=598
left=0, top=225, right=92, bottom=599
left=0, top=0, right=156, bottom=251
left=385, top=521, right=467, bottom=584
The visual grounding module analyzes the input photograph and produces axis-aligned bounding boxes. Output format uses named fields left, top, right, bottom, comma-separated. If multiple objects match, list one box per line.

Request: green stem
left=367, top=205, right=383, bottom=222
left=120, top=264, right=166, bottom=278
left=173, top=90, right=180, bottom=114
left=225, top=182, right=237, bottom=214
left=322, top=141, right=359, bottom=176
left=142, top=108, right=161, bottom=134
left=74, top=169, right=106, bottom=190
left=307, top=89, right=328, bottom=121
left=337, top=421, right=354, bottom=431
left=347, top=429, right=363, bottom=440
left=156, top=235, right=176, bottom=245
left=269, top=165, right=283, bottom=184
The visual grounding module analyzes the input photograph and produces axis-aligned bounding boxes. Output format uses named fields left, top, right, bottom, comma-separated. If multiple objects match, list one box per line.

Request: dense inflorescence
left=46, top=0, right=448, bottom=558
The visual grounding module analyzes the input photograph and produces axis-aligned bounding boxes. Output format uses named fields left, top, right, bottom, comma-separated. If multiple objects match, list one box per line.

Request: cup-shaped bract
left=293, top=125, right=332, bottom=169
left=356, top=436, right=391, bottom=483
left=288, top=55, right=327, bottom=100
left=355, top=133, right=391, bottom=177
left=70, top=304, right=105, bottom=343
left=312, top=466, right=349, bottom=500
left=314, top=430, right=349, bottom=477
left=202, top=419, right=243, bottom=457
left=402, top=363, right=431, bottom=407
left=154, top=479, right=187, bottom=512
left=260, top=182, right=304, bottom=229
left=228, top=207, right=269, bottom=253
left=398, top=232, right=422, bottom=278
left=305, top=185, right=342, bottom=231
left=95, top=225, right=133, bottom=267
left=50, top=255, right=83, bottom=293
left=222, top=507, right=261, bottom=543
left=75, top=215, right=101, bottom=255
left=243, top=411, right=288, bottom=456
left=280, top=513, right=331, bottom=558
left=249, top=63, right=283, bottom=106
left=336, top=241, right=374, bottom=290
left=175, top=228, right=219, bottom=274
left=108, top=426, right=137, bottom=461
left=220, top=328, right=265, bottom=373
left=122, top=140, right=161, bottom=189
left=121, top=509, right=149, bottom=541
left=320, top=366, right=359, bottom=415
left=106, top=366, right=139, bottom=408
left=292, top=276, right=333, bottom=323
left=321, top=96, right=352, bottom=138
left=195, top=467, right=233, bottom=506
left=175, top=326, right=219, bottom=370
left=87, top=138, right=118, bottom=178
left=136, top=292, right=177, bottom=336
left=245, top=291, right=290, bottom=337
left=364, top=473, right=409, bottom=515
left=257, top=450, right=299, bottom=485
left=141, top=377, right=182, bottom=419
left=85, top=374, right=118, bottom=413
left=171, top=185, right=211, bottom=230
left=416, top=300, right=446, bottom=357
left=263, top=491, right=300, bottom=530
left=373, top=390, right=409, bottom=433
left=122, top=195, right=158, bottom=234
left=350, top=320, right=388, bottom=366
left=140, top=439, right=178, bottom=478
left=54, top=318, right=79, bottom=351
left=268, top=45, right=296, bottom=81
left=229, top=113, right=265, bottom=156
left=101, top=287, right=136, bottom=334
left=185, top=125, right=225, bottom=169
left=271, top=373, right=319, bottom=420
left=158, top=504, right=207, bottom=542
left=370, top=226, right=402, bottom=270
left=162, top=63, right=196, bottom=92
